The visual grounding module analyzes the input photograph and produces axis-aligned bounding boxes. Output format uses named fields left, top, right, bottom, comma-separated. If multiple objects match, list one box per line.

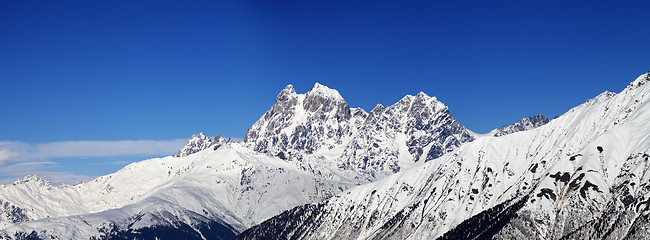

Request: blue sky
left=1, top=1, right=649, bottom=184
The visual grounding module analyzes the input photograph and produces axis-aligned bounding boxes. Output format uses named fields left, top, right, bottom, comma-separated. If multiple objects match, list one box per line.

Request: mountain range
left=2, top=72, right=648, bottom=239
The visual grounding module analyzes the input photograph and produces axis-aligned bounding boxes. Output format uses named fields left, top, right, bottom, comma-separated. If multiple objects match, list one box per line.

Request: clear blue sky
left=1, top=1, right=649, bottom=184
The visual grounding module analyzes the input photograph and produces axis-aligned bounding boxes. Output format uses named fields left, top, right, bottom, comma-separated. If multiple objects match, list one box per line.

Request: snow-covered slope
left=237, top=73, right=650, bottom=240
left=0, top=83, right=474, bottom=239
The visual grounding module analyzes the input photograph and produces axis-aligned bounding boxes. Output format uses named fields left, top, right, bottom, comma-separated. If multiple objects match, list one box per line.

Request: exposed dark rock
left=550, top=172, right=571, bottom=183
left=537, top=188, right=557, bottom=201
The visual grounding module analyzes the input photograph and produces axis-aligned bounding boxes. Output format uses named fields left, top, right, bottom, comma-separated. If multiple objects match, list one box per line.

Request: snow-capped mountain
left=244, top=83, right=474, bottom=181
left=492, top=115, right=550, bottom=137
left=237, top=73, right=650, bottom=239
left=0, top=83, right=474, bottom=239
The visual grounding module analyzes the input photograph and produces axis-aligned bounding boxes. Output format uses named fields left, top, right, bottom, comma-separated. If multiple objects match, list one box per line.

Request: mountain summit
left=244, top=83, right=354, bottom=157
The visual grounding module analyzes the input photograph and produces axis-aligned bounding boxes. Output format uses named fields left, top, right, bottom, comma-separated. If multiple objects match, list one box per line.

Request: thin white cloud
left=87, top=160, right=132, bottom=165
left=0, top=139, right=188, bottom=185
left=0, top=149, right=19, bottom=165
left=31, top=139, right=188, bottom=158
left=0, top=139, right=187, bottom=163
left=12, top=161, right=57, bottom=166
left=0, top=160, right=62, bottom=184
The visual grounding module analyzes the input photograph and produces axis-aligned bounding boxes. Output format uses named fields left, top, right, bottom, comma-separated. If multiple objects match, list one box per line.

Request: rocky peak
left=244, top=83, right=357, bottom=158
left=306, top=82, right=344, bottom=101
left=399, top=93, right=472, bottom=161
left=276, top=84, right=297, bottom=102
left=173, top=133, right=213, bottom=158
left=303, top=83, right=351, bottom=118
left=415, top=91, right=433, bottom=99
left=493, top=115, right=550, bottom=137
left=211, top=134, right=228, bottom=150
left=12, top=175, right=51, bottom=187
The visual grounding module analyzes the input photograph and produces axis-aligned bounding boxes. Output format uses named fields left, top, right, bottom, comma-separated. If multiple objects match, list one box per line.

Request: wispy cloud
left=0, top=148, right=19, bottom=165
left=0, top=159, right=63, bottom=184
left=0, top=139, right=188, bottom=185
left=0, top=139, right=187, bottom=162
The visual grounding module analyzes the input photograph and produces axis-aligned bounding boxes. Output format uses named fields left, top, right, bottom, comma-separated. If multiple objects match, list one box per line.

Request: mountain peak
left=415, top=91, right=430, bottom=98
left=13, top=175, right=51, bottom=187
left=414, top=91, right=440, bottom=104
left=275, top=84, right=298, bottom=103
left=245, top=82, right=353, bottom=156
left=307, top=82, right=344, bottom=100
left=174, top=133, right=213, bottom=158
left=396, top=92, right=441, bottom=108
left=282, top=84, right=296, bottom=93
left=192, top=132, right=206, bottom=138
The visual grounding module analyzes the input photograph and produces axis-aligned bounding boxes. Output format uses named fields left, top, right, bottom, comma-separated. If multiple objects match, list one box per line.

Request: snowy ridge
left=338, top=92, right=474, bottom=179
left=238, top=72, right=650, bottom=240
left=492, top=115, right=550, bottom=137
